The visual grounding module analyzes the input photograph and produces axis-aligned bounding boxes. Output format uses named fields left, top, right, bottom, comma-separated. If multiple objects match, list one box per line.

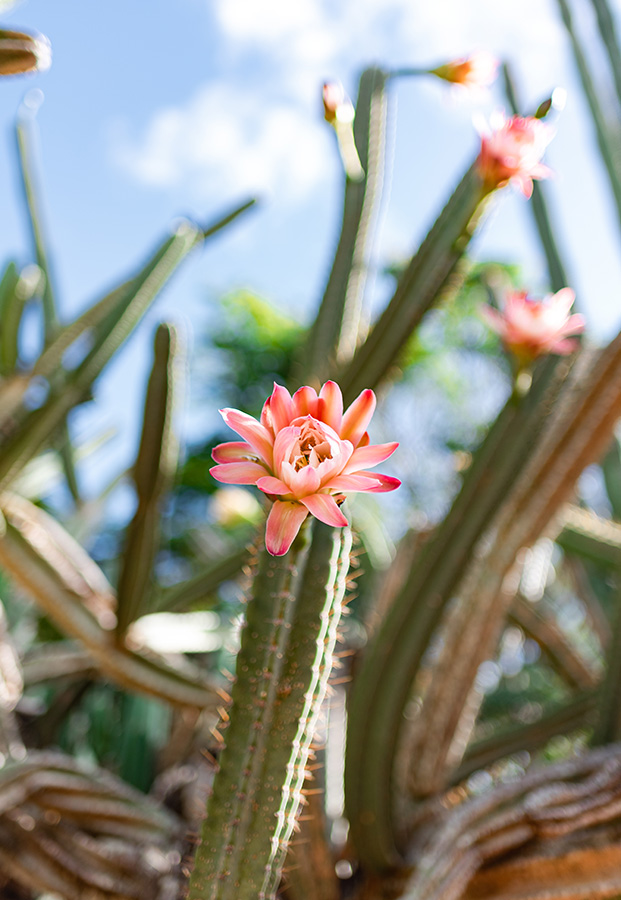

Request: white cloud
left=215, top=0, right=322, bottom=44
left=113, top=0, right=569, bottom=203
left=212, top=0, right=566, bottom=83
left=113, top=84, right=331, bottom=201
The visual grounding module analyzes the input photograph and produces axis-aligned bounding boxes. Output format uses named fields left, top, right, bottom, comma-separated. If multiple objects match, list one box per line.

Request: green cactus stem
left=502, top=65, right=571, bottom=295
left=307, top=67, right=388, bottom=379
left=188, top=520, right=351, bottom=900
left=557, top=0, right=621, bottom=227
left=382, top=332, right=621, bottom=856
left=338, top=161, right=490, bottom=406
left=345, top=355, right=573, bottom=870
left=589, top=0, right=621, bottom=114
left=115, top=323, right=181, bottom=639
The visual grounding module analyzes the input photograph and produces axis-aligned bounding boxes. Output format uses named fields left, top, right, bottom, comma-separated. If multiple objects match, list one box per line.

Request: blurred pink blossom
left=482, top=288, right=585, bottom=364
left=477, top=114, right=552, bottom=198
left=431, top=51, right=499, bottom=89
left=210, top=382, right=400, bottom=556
left=322, top=81, right=355, bottom=125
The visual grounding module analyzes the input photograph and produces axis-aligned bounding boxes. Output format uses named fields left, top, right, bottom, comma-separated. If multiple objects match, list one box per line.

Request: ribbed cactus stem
left=188, top=521, right=351, bottom=900
left=338, top=162, right=489, bottom=405
left=345, top=356, right=572, bottom=870
left=557, top=0, right=621, bottom=228
left=307, top=67, right=388, bottom=380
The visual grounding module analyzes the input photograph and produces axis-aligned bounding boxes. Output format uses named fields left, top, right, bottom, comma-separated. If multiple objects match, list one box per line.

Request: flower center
left=291, top=420, right=333, bottom=471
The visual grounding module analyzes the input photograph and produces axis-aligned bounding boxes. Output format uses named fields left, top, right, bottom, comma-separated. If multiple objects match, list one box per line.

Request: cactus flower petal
left=549, top=337, right=580, bottom=354
left=211, top=382, right=400, bottom=555
left=266, top=500, right=310, bottom=556
left=317, top=380, right=343, bottom=431
left=256, top=476, right=290, bottom=495
left=211, top=441, right=257, bottom=463
left=361, top=473, right=403, bottom=493
left=210, top=461, right=269, bottom=484
left=344, top=441, right=399, bottom=472
left=292, top=385, right=319, bottom=417
left=341, top=389, right=377, bottom=446
left=219, top=408, right=274, bottom=466
left=268, top=383, right=295, bottom=432
left=300, top=493, right=349, bottom=527
left=324, top=474, right=385, bottom=492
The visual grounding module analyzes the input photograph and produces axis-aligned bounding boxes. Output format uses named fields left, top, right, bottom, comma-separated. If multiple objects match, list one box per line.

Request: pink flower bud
left=482, top=288, right=585, bottom=365
left=322, top=81, right=355, bottom=125
left=432, top=51, right=499, bottom=89
left=477, top=114, right=553, bottom=198
left=210, top=382, right=400, bottom=556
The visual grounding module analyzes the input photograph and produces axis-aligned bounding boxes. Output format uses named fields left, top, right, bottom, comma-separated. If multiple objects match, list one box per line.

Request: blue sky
left=1, top=0, right=621, bottom=493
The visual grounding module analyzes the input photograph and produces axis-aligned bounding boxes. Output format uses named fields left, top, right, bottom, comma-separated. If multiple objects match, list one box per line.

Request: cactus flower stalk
left=477, top=113, right=553, bottom=197
left=211, top=381, right=400, bottom=555
left=482, top=287, right=585, bottom=364
left=322, top=81, right=365, bottom=181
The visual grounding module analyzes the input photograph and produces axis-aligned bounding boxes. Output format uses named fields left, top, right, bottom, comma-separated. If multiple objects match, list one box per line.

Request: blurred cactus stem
left=502, top=64, right=571, bottom=294
left=338, top=161, right=490, bottom=404
left=188, top=520, right=351, bottom=900
left=0, top=27, right=50, bottom=76
left=556, top=0, right=621, bottom=226
left=307, top=68, right=388, bottom=380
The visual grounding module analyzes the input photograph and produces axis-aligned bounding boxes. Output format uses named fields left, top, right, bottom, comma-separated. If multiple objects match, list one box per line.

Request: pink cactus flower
left=477, top=113, right=553, bottom=198
left=322, top=81, right=355, bottom=125
left=210, top=382, right=400, bottom=556
left=431, top=51, right=499, bottom=89
left=482, top=288, right=585, bottom=364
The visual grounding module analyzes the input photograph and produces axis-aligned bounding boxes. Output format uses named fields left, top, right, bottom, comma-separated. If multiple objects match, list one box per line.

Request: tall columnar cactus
left=189, top=379, right=399, bottom=896
left=187, top=522, right=352, bottom=898
left=308, top=68, right=388, bottom=377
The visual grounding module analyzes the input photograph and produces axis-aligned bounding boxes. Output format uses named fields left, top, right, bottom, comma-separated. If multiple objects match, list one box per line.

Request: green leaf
left=602, top=437, right=621, bottom=520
